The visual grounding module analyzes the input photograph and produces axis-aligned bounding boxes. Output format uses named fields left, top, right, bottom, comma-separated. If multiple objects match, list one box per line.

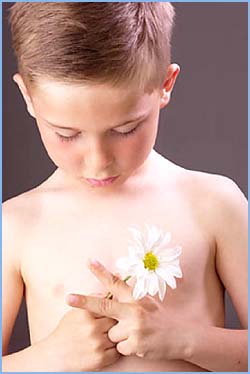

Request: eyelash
left=56, top=124, right=140, bottom=143
left=113, top=126, right=139, bottom=137
left=56, top=132, right=81, bottom=143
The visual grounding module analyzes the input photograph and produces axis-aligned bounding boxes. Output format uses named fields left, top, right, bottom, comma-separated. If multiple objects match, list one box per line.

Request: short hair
left=9, top=2, right=175, bottom=92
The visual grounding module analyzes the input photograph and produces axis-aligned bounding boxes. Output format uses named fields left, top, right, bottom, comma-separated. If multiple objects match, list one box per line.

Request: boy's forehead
left=33, top=80, right=155, bottom=103
left=31, top=80, right=159, bottom=126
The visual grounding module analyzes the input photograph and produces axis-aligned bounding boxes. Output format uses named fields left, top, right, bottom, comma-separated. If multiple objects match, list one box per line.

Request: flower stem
left=105, top=275, right=132, bottom=299
left=123, top=275, right=132, bottom=282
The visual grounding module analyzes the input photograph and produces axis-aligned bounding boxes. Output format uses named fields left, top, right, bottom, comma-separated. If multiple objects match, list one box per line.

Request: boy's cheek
left=38, top=132, right=77, bottom=167
left=119, top=142, right=152, bottom=174
left=133, top=129, right=157, bottom=160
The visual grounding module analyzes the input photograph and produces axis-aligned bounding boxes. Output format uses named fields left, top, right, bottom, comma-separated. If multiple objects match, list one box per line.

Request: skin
left=2, top=62, right=248, bottom=372
left=12, top=65, right=179, bottom=191
left=68, top=260, right=193, bottom=360
left=68, top=260, right=248, bottom=372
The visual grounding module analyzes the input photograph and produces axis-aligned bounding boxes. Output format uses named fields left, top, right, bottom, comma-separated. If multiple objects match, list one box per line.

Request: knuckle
left=134, top=326, right=144, bottom=341
left=134, top=305, right=145, bottom=321
left=132, top=330, right=140, bottom=348
left=99, top=297, right=113, bottom=314
left=111, top=273, right=121, bottom=286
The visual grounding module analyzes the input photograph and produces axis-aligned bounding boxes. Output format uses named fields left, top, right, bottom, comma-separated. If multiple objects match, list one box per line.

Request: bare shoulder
left=2, top=170, right=59, bottom=226
left=3, top=188, right=43, bottom=227
left=183, top=169, right=247, bottom=208
left=174, top=167, right=248, bottom=234
left=2, top=184, right=50, bottom=267
left=154, top=153, right=246, bottom=207
left=2, top=175, right=58, bottom=258
left=2, top=169, right=73, bottom=254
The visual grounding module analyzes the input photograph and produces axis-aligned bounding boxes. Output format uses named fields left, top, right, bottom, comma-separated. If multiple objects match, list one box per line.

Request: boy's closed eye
left=55, top=122, right=142, bottom=143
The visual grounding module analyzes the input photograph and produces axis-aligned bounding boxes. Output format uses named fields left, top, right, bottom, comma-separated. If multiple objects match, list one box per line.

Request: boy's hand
left=47, top=305, right=120, bottom=371
left=67, top=261, right=191, bottom=361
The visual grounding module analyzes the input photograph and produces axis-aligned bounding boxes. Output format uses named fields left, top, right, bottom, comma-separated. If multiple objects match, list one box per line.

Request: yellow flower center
left=143, top=251, right=159, bottom=271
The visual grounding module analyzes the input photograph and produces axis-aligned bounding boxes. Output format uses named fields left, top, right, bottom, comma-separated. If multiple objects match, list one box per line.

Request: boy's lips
left=85, top=176, right=119, bottom=187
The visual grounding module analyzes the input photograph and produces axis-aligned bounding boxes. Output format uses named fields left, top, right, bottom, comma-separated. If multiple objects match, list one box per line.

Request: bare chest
left=21, top=193, right=223, bottom=342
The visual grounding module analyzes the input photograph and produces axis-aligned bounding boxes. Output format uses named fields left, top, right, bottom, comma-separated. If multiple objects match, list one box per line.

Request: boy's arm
left=184, top=176, right=248, bottom=372
left=2, top=202, right=61, bottom=371
left=2, top=202, right=25, bottom=356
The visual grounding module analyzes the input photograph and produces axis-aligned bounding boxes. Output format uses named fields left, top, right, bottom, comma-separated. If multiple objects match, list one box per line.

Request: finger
left=102, top=333, right=116, bottom=349
left=108, top=321, right=128, bottom=343
left=117, top=336, right=146, bottom=358
left=96, top=316, right=118, bottom=333
left=67, top=293, right=134, bottom=320
left=66, top=294, right=103, bottom=318
left=88, top=259, right=133, bottom=302
left=116, top=338, right=135, bottom=356
left=87, top=292, right=107, bottom=318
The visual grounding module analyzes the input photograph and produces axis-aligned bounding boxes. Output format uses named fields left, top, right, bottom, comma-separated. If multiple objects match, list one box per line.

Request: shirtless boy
left=3, top=2, right=247, bottom=372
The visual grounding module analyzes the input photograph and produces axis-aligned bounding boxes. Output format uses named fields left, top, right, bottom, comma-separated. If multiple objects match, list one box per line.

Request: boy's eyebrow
left=43, top=114, right=147, bottom=131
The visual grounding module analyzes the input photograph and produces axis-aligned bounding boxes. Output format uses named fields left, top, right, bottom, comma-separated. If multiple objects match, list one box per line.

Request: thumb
left=66, top=293, right=133, bottom=320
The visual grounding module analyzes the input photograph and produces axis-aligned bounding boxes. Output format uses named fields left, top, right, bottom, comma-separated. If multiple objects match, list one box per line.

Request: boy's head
left=9, top=2, right=175, bottom=92
left=9, top=2, right=180, bottom=190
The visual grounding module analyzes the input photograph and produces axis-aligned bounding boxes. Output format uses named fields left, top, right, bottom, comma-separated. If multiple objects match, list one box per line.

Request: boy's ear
left=160, top=63, right=180, bottom=109
left=13, top=73, right=36, bottom=118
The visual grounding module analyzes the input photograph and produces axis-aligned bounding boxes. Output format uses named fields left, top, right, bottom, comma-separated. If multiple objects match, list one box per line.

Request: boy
left=3, top=2, right=247, bottom=372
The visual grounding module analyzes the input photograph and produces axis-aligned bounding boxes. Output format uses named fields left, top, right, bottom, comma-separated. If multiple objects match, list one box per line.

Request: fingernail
left=66, top=294, right=78, bottom=305
left=89, top=258, right=101, bottom=268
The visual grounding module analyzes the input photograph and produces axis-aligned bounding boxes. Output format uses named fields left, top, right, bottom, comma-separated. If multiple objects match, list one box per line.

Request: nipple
left=53, top=283, right=65, bottom=298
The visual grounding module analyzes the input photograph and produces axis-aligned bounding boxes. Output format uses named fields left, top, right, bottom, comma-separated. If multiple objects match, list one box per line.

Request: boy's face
left=14, top=65, right=179, bottom=190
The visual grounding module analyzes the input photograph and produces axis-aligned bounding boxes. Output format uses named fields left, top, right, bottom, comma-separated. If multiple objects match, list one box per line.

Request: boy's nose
left=84, top=139, right=114, bottom=177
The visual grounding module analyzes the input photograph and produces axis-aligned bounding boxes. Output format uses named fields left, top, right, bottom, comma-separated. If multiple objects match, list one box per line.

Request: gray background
left=2, top=2, right=247, bottom=354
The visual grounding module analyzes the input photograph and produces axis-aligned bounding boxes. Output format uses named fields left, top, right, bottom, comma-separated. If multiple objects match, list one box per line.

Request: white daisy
left=116, top=224, right=182, bottom=302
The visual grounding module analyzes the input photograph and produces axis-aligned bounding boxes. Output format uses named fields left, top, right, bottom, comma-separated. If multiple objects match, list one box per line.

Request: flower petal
left=116, top=257, right=132, bottom=271
left=128, top=226, right=144, bottom=242
left=158, top=276, right=167, bottom=301
left=147, top=272, right=159, bottom=296
left=158, top=246, right=182, bottom=263
left=165, top=264, right=183, bottom=278
left=145, top=224, right=163, bottom=249
left=128, top=245, right=145, bottom=261
left=154, top=232, right=172, bottom=254
left=133, top=277, right=148, bottom=300
left=133, top=262, right=148, bottom=277
left=128, top=226, right=147, bottom=253
left=128, top=240, right=145, bottom=255
left=156, top=267, right=177, bottom=289
left=122, top=224, right=183, bottom=301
